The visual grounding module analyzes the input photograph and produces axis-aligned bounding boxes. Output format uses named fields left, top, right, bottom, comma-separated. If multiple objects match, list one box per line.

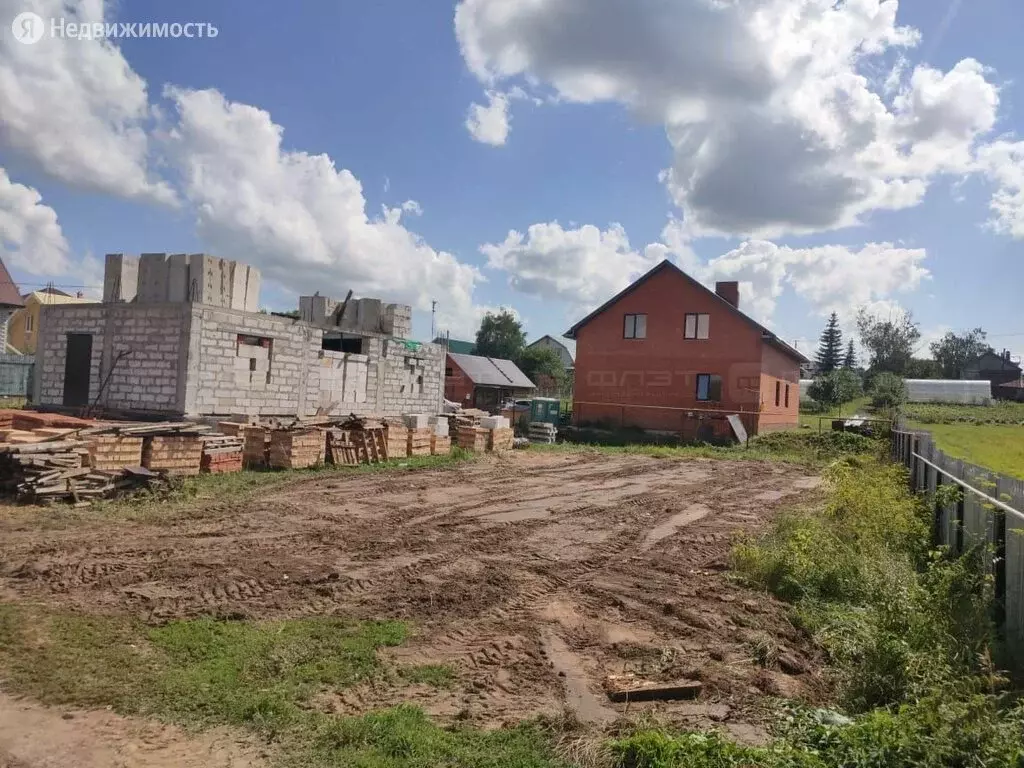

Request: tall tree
left=815, top=312, right=844, bottom=373
left=474, top=310, right=526, bottom=360
left=856, top=308, right=921, bottom=375
left=517, top=346, right=566, bottom=388
left=929, top=328, right=991, bottom=379
left=843, top=339, right=857, bottom=369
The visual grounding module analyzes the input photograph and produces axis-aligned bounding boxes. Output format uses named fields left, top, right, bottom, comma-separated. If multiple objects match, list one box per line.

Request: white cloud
left=0, top=0, right=174, bottom=204
left=161, top=87, right=485, bottom=335
left=705, top=240, right=930, bottom=323
left=401, top=200, right=423, bottom=216
left=480, top=221, right=663, bottom=311
left=0, top=167, right=71, bottom=275
left=455, top=0, right=1002, bottom=238
left=465, top=90, right=512, bottom=146
left=977, top=140, right=1024, bottom=238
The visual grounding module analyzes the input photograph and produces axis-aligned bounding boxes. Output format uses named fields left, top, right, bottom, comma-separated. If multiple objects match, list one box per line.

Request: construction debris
left=603, top=676, right=703, bottom=703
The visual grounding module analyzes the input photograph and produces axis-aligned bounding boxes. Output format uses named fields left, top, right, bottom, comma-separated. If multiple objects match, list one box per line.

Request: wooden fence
left=891, top=427, right=1024, bottom=669
left=0, top=354, right=33, bottom=397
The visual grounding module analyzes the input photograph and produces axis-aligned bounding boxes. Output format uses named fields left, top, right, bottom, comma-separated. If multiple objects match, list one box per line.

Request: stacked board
left=407, top=428, right=433, bottom=457
left=456, top=425, right=489, bottom=452
left=384, top=422, right=409, bottom=459
left=142, top=435, right=204, bottom=476
left=488, top=427, right=515, bottom=453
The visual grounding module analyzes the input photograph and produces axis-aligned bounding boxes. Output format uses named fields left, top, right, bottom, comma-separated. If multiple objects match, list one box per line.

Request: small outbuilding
left=445, top=353, right=536, bottom=412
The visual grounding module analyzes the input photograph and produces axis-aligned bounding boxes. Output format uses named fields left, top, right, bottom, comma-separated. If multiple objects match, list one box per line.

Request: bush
left=807, top=369, right=863, bottom=408
left=868, top=372, right=907, bottom=409
left=749, top=431, right=881, bottom=461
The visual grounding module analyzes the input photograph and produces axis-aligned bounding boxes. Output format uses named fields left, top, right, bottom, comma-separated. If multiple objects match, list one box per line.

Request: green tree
left=474, top=310, right=526, bottom=360
left=905, top=358, right=941, bottom=379
left=517, top=346, right=566, bottom=388
left=929, top=328, right=991, bottom=379
left=843, top=340, right=857, bottom=369
left=815, top=312, right=844, bottom=373
left=856, top=308, right=921, bottom=375
left=869, top=372, right=907, bottom=409
left=807, top=368, right=862, bottom=408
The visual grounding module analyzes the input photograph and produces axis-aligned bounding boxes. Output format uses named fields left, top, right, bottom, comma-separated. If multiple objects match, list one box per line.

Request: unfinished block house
left=33, top=253, right=444, bottom=419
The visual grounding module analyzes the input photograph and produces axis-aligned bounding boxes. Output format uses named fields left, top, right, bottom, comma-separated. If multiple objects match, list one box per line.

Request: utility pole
left=430, top=300, right=437, bottom=341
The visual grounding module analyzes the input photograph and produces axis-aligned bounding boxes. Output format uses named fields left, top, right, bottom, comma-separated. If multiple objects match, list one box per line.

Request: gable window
left=624, top=313, right=647, bottom=339
left=785, top=383, right=790, bottom=408
left=684, top=313, right=710, bottom=339
left=775, top=381, right=781, bottom=407
left=24, top=314, right=33, bottom=333
left=696, top=374, right=722, bottom=402
left=445, top=366, right=454, bottom=377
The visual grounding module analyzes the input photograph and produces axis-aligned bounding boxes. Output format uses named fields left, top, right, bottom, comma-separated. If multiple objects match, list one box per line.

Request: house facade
left=9, top=290, right=96, bottom=354
left=565, top=260, right=806, bottom=438
left=445, top=352, right=535, bottom=411
left=963, top=349, right=1022, bottom=399
left=527, top=335, right=574, bottom=371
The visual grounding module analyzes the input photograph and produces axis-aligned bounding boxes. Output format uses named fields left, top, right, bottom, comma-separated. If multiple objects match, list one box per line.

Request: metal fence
left=0, top=354, right=33, bottom=397
left=891, top=427, right=1024, bottom=669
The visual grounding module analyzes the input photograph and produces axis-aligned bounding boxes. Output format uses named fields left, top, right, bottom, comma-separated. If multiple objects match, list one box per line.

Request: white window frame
left=24, top=313, right=34, bottom=333
left=685, top=313, right=710, bottom=340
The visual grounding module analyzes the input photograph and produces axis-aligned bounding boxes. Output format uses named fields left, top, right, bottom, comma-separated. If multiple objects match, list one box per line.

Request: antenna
left=431, top=300, right=437, bottom=340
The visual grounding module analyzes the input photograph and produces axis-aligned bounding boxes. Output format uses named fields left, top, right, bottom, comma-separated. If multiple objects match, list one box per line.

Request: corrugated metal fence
left=0, top=354, right=34, bottom=397
left=891, top=427, right=1024, bottom=670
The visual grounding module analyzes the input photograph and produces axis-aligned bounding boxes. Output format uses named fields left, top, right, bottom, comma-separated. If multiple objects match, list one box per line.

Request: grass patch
left=903, top=400, right=1024, bottom=425
left=798, top=396, right=873, bottom=428
left=907, top=422, right=1024, bottom=480
left=0, top=606, right=563, bottom=767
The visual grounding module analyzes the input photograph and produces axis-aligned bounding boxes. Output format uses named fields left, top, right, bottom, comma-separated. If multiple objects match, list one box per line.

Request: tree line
left=471, top=310, right=569, bottom=392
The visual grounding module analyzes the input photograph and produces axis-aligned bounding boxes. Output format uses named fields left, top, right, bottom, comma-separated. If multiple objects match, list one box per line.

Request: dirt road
left=0, top=451, right=824, bottom=739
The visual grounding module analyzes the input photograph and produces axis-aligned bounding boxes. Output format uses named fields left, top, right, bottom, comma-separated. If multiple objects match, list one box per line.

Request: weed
left=398, top=663, right=457, bottom=687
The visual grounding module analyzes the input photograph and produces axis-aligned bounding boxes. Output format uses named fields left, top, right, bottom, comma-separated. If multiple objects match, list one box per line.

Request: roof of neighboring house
left=447, top=352, right=536, bottom=389
left=434, top=336, right=476, bottom=355
left=563, top=260, right=808, bottom=364
left=0, top=259, right=23, bottom=308
left=968, top=350, right=1022, bottom=373
left=26, top=291, right=96, bottom=306
left=528, top=334, right=574, bottom=358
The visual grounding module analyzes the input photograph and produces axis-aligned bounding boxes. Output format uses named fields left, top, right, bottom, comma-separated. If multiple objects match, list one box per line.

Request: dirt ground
left=0, top=451, right=825, bottom=756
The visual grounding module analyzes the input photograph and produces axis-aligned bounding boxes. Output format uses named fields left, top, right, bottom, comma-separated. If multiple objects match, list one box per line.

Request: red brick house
left=445, top=352, right=536, bottom=411
left=565, top=260, right=807, bottom=439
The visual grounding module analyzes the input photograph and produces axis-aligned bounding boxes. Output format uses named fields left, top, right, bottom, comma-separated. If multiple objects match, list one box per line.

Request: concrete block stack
left=268, top=429, right=325, bottom=470
left=384, top=421, right=409, bottom=459
left=403, top=413, right=432, bottom=456
left=87, top=435, right=144, bottom=470
left=142, top=435, right=204, bottom=476
left=528, top=422, right=558, bottom=445
left=456, top=424, right=489, bottom=452
left=242, top=427, right=270, bottom=468
left=430, top=416, right=450, bottom=455
left=201, top=435, right=244, bottom=474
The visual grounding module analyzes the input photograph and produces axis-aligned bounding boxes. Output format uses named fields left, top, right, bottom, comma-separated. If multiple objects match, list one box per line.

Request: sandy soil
left=0, top=451, right=825, bottom=757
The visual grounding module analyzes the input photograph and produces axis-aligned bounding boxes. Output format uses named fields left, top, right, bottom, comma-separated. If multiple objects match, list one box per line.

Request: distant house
left=445, top=352, right=536, bottom=411
left=527, top=335, right=574, bottom=371
left=564, top=260, right=807, bottom=439
left=9, top=290, right=96, bottom=354
left=433, top=336, right=476, bottom=355
left=0, top=258, right=24, bottom=352
left=963, top=349, right=1023, bottom=399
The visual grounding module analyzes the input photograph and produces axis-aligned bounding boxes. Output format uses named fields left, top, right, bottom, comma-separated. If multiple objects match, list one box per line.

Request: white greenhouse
left=904, top=379, right=991, bottom=405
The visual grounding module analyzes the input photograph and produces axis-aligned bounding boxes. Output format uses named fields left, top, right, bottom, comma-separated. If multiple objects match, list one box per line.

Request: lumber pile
left=326, top=419, right=387, bottom=465
left=142, top=435, right=204, bottom=476
left=528, top=422, right=558, bottom=445
left=216, top=421, right=246, bottom=437
left=87, top=435, right=144, bottom=470
left=201, top=435, right=243, bottom=474
left=0, top=441, right=163, bottom=504
left=384, top=421, right=408, bottom=459
left=456, top=425, right=489, bottom=452
left=452, top=409, right=488, bottom=428
left=407, top=428, right=433, bottom=457
left=268, top=428, right=325, bottom=469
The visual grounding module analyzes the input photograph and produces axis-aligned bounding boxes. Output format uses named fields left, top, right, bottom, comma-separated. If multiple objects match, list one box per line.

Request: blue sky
left=2, top=0, right=1023, bottom=360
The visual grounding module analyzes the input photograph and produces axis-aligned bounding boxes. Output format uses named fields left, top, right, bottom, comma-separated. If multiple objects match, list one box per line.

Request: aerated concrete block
left=403, top=413, right=430, bottom=429
left=481, top=415, right=510, bottom=430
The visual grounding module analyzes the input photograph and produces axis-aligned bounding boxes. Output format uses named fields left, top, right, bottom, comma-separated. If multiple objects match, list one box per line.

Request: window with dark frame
left=696, top=374, right=722, bottom=402
left=775, top=381, right=781, bottom=407
left=445, top=366, right=454, bottom=377
left=684, top=313, right=710, bottom=339
left=624, top=313, right=647, bottom=339
left=785, top=384, right=790, bottom=408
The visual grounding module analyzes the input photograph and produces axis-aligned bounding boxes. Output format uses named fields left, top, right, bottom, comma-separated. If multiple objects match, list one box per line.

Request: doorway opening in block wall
left=63, top=332, right=92, bottom=407
left=237, top=335, right=272, bottom=385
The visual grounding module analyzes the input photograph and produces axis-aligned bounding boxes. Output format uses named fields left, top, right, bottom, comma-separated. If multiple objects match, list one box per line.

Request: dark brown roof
left=0, top=258, right=24, bottom=307
left=563, top=260, right=808, bottom=364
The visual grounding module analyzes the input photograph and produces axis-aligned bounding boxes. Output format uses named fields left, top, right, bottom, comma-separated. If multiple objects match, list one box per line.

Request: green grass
left=903, top=400, right=1024, bottom=425
left=0, top=606, right=564, bottom=767
left=908, top=422, right=1024, bottom=480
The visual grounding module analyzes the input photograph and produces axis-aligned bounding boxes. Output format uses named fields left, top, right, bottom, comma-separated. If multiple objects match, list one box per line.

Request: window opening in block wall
left=322, top=334, right=365, bottom=354
left=237, top=334, right=272, bottom=385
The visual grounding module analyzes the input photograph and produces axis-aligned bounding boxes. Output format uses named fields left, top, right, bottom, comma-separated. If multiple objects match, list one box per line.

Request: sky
left=1, top=0, right=1023, bottom=362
